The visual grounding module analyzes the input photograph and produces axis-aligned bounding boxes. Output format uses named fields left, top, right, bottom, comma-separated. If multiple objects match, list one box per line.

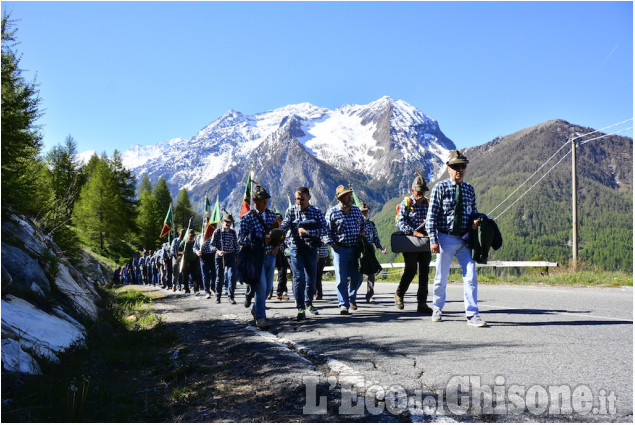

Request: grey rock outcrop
left=1, top=215, right=106, bottom=374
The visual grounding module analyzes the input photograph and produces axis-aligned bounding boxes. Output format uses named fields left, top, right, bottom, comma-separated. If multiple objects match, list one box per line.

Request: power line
left=571, top=118, right=633, bottom=142
left=577, top=126, right=633, bottom=146
left=493, top=147, right=572, bottom=221
left=488, top=140, right=570, bottom=215
left=491, top=121, right=633, bottom=221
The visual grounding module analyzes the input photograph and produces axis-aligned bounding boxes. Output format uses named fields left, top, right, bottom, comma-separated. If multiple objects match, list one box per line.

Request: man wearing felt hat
left=325, top=184, right=365, bottom=315
left=395, top=170, right=433, bottom=314
left=425, top=150, right=486, bottom=327
left=211, top=213, right=239, bottom=304
left=238, top=183, right=279, bottom=330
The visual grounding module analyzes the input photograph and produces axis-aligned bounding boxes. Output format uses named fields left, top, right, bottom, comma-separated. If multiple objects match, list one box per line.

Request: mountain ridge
left=118, top=97, right=456, bottom=211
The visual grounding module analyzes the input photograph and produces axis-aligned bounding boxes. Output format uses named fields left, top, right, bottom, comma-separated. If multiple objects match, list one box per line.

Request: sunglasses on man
left=449, top=164, right=467, bottom=170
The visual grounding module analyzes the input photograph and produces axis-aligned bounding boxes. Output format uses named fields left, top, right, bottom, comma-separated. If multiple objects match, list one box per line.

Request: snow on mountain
left=296, top=96, right=451, bottom=181
left=115, top=97, right=456, bottom=207
left=121, top=138, right=184, bottom=169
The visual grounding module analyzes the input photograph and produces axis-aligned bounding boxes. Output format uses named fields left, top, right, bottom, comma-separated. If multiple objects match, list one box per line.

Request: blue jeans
left=331, top=246, right=363, bottom=309
left=290, top=247, right=318, bottom=310
left=200, top=258, right=216, bottom=295
left=253, top=254, right=276, bottom=319
left=215, top=253, right=237, bottom=298
left=432, top=232, right=479, bottom=316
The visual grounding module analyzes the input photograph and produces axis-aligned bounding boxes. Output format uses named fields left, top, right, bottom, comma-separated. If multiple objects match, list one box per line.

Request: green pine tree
left=136, top=186, right=161, bottom=249
left=110, top=150, right=138, bottom=235
left=1, top=13, right=44, bottom=214
left=73, top=158, right=121, bottom=251
left=138, top=174, right=152, bottom=196
left=153, top=177, right=173, bottom=220
left=44, top=135, right=85, bottom=218
left=174, top=188, right=195, bottom=230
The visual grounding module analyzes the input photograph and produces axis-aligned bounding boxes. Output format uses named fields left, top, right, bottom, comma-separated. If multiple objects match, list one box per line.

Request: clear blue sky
left=2, top=1, right=633, bottom=155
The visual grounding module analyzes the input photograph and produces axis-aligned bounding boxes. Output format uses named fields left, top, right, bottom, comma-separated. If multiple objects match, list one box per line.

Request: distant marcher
left=314, top=239, right=329, bottom=300
left=426, top=150, right=485, bottom=327
left=179, top=229, right=202, bottom=294
left=212, top=213, right=240, bottom=304
left=172, top=229, right=185, bottom=291
left=161, top=242, right=172, bottom=288
left=238, top=184, right=278, bottom=330
left=360, top=203, right=387, bottom=304
left=281, top=187, right=328, bottom=321
left=195, top=231, right=217, bottom=299
left=395, top=174, right=433, bottom=314
left=113, top=267, right=121, bottom=285
left=325, top=185, right=364, bottom=315
left=274, top=212, right=291, bottom=301
left=122, top=264, right=130, bottom=285
left=134, top=252, right=142, bottom=285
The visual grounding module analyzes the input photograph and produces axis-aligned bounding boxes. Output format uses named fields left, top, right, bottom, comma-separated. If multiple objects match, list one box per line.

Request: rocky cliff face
left=1, top=215, right=108, bottom=374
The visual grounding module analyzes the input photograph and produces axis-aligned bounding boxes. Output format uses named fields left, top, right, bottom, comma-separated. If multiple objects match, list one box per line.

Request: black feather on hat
left=412, top=168, right=429, bottom=191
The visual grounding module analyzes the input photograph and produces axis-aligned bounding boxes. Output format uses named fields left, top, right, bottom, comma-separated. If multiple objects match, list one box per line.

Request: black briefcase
left=390, top=232, right=430, bottom=253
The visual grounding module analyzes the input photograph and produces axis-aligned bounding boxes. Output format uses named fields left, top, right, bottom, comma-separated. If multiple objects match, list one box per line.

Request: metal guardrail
left=304, top=261, right=559, bottom=273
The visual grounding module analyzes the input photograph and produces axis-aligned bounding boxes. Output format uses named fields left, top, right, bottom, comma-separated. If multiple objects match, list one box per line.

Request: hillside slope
left=371, top=120, right=633, bottom=270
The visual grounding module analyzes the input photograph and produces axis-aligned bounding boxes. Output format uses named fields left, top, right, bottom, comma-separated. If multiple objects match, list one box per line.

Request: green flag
left=159, top=204, right=173, bottom=238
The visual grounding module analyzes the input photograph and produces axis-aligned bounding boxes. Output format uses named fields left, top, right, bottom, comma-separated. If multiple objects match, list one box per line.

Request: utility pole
left=571, top=136, right=578, bottom=271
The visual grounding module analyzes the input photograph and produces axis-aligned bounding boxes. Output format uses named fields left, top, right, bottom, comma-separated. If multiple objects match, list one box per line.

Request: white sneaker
left=431, top=309, right=442, bottom=322
left=467, top=314, right=486, bottom=327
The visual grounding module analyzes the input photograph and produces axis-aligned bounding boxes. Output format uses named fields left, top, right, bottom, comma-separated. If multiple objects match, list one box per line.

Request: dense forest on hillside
left=372, top=121, right=632, bottom=271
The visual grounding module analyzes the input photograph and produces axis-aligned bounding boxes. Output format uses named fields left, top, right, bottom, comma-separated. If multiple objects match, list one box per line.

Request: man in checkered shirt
left=238, top=184, right=278, bottom=330
left=425, top=150, right=486, bottom=327
left=325, top=185, right=365, bottom=315
left=194, top=230, right=216, bottom=298
left=212, top=213, right=240, bottom=304
left=395, top=173, right=433, bottom=314
left=281, top=187, right=328, bottom=321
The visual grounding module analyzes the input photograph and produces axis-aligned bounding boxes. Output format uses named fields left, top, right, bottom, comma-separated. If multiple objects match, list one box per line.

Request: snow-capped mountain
left=119, top=96, right=456, bottom=211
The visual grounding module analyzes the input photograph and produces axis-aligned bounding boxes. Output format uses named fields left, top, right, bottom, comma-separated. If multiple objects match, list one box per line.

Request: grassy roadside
left=474, top=268, right=632, bottom=287
left=368, top=266, right=633, bottom=288
left=1, top=287, right=175, bottom=422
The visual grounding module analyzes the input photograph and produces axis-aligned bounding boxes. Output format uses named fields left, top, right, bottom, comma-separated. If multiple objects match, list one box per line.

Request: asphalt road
left=151, top=280, right=633, bottom=422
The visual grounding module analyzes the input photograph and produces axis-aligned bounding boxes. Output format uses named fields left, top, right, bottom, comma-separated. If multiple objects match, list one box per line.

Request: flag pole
left=250, top=162, right=255, bottom=212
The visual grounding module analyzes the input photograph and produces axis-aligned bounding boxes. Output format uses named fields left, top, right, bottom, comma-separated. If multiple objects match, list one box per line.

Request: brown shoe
left=394, top=293, right=404, bottom=310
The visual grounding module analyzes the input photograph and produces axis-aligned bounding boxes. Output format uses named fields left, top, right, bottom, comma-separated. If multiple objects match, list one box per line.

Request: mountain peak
left=119, top=97, right=455, bottom=206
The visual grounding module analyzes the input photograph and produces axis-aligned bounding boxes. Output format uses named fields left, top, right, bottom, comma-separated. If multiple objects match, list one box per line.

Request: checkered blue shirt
left=194, top=234, right=215, bottom=255
left=426, top=179, right=478, bottom=245
left=325, top=204, right=364, bottom=247
left=363, top=219, right=384, bottom=249
left=211, top=228, right=240, bottom=254
left=396, top=195, right=429, bottom=235
left=281, top=204, right=328, bottom=249
left=171, top=237, right=181, bottom=258
left=238, top=208, right=278, bottom=252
